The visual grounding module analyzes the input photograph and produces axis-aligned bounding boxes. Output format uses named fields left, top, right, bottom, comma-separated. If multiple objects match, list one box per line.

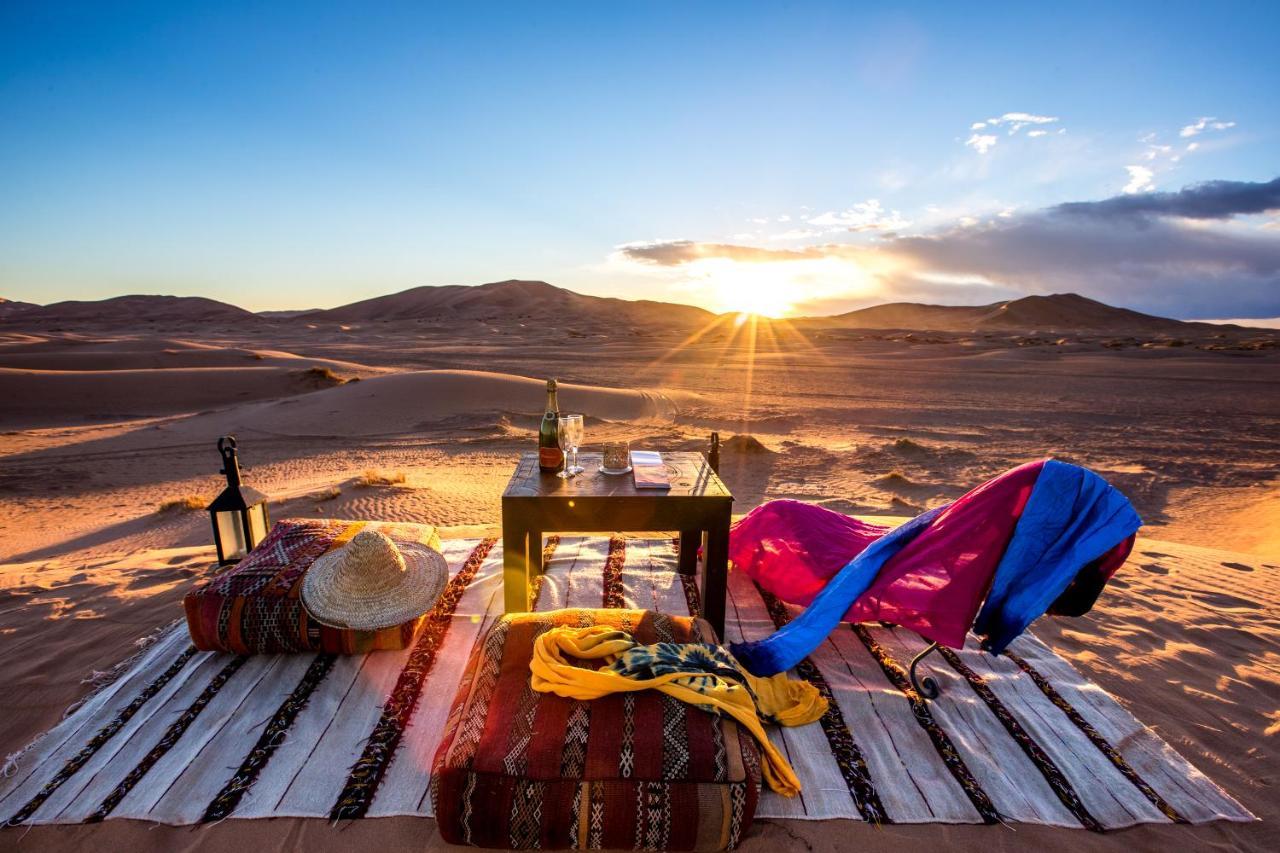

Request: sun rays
left=643, top=308, right=831, bottom=430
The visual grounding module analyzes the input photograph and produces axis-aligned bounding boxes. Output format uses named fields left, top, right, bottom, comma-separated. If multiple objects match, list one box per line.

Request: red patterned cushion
left=431, top=609, right=762, bottom=850
left=183, top=518, right=442, bottom=655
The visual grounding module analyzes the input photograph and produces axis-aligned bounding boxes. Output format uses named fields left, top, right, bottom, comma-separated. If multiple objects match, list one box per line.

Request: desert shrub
left=300, top=366, right=344, bottom=384
left=158, top=495, right=205, bottom=513
left=311, top=486, right=341, bottom=502
left=357, top=469, right=406, bottom=487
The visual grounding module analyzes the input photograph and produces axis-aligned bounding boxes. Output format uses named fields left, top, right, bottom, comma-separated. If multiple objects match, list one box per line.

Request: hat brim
left=301, top=540, right=449, bottom=631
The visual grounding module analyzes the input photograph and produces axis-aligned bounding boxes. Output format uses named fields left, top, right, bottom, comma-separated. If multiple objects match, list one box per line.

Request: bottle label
left=540, top=446, right=564, bottom=468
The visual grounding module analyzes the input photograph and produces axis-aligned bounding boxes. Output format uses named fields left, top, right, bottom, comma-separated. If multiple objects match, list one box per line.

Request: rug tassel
left=63, top=619, right=182, bottom=718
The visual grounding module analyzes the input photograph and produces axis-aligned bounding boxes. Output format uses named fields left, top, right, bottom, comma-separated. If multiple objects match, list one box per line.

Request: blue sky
left=2, top=1, right=1277, bottom=317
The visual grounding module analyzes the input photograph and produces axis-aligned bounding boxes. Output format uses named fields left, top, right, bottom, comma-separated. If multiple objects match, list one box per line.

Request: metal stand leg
left=909, top=642, right=942, bottom=699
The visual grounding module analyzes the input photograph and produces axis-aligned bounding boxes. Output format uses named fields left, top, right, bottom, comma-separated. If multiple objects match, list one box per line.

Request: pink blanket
left=728, top=460, right=1132, bottom=649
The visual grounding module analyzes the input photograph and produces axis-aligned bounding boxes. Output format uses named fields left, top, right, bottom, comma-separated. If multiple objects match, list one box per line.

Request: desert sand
left=1, top=286, right=1277, bottom=851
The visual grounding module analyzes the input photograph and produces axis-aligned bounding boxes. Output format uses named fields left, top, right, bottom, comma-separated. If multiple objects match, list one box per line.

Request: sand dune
left=5, top=294, right=260, bottom=328
left=157, top=369, right=697, bottom=440
left=812, top=292, right=1202, bottom=333
left=0, top=366, right=353, bottom=428
left=302, top=279, right=715, bottom=328
left=0, top=336, right=375, bottom=373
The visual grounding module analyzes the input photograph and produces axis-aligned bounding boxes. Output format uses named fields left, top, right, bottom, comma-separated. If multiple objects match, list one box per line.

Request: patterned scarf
left=529, top=625, right=827, bottom=796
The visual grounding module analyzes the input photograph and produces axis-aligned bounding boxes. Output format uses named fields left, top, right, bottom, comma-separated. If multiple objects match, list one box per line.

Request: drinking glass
left=558, top=414, right=584, bottom=476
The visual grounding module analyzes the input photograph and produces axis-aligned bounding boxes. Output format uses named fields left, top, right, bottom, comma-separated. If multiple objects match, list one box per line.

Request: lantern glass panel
left=246, top=503, right=268, bottom=550
left=216, top=510, right=249, bottom=561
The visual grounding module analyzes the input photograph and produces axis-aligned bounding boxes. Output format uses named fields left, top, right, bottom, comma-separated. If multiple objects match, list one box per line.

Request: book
left=630, top=450, right=670, bottom=489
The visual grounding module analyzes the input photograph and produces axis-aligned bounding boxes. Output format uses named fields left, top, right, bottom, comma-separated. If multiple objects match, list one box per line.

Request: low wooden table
left=501, top=451, right=733, bottom=639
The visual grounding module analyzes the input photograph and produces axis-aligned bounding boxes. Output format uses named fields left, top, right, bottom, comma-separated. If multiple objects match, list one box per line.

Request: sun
left=706, top=266, right=796, bottom=317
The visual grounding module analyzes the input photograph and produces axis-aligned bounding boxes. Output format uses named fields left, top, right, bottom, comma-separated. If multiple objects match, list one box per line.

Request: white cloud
left=807, top=199, right=911, bottom=232
left=965, top=132, right=999, bottom=154
left=1186, top=141, right=1200, bottom=152
left=1142, top=144, right=1172, bottom=161
left=985, top=112, right=1060, bottom=135
left=777, top=214, right=791, bottom=222
left=768, top=228, right=822, bottom=241
left=1123, top=165, right=1155, bottom=195
left=961, top=112, right=1060, bottom=153
left=1179, top=116, right=1236, bottom=138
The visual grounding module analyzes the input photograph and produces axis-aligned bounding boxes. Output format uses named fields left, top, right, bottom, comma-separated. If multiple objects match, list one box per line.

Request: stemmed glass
left=557, top=414, right=584, bottom=477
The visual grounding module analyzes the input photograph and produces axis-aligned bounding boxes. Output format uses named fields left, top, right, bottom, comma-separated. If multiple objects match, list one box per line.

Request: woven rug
left=0, top=536, right=1254, bottom=830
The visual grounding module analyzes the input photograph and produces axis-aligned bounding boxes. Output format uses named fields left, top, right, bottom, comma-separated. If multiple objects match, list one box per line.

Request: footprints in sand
left=1220, top=561, right=1254, bottom=572
left=1139, top=562, right=1170, bottom=575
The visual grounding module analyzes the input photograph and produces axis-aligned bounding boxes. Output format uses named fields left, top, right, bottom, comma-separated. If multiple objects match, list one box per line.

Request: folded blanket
left=529, top=624, right=827, bottom=797
left=729, top=459, right=1140, bottom=676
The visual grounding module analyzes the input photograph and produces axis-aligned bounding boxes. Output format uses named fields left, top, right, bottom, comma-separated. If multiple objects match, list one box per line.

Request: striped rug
left=0, top=536, right=1253, bottom=830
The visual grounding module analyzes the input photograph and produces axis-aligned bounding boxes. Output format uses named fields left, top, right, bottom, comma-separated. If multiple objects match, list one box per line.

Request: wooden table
left=501, top=451, right=733, bottom=639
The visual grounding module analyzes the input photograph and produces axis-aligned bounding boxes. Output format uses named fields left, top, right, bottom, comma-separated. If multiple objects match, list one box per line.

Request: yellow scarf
left=528, top=624, right=827, bottom=797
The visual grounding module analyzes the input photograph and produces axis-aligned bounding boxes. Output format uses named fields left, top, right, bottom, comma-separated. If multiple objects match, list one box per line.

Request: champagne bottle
left=539, top=378, right=563, bottom=472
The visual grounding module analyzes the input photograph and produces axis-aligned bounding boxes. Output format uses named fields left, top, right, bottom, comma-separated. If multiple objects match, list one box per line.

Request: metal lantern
left=207, top=435, right=269, bottom=565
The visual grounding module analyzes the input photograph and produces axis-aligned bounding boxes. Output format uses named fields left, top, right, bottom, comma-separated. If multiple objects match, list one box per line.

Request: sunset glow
left=0, top=4, right=1276, bottom=323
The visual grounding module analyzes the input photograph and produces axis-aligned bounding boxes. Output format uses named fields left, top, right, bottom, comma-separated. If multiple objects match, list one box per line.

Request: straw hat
left=301, top=529, right=448, bottom=630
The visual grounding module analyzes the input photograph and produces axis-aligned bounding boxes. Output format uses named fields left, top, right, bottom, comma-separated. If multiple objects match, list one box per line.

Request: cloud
left=1053, top=176, right=1280, bottom=220
left=1126, top=118, right=1234, bottom=192
left=962, top=112, right=1060, bottom=154
left=617, top=240, right=819, bottom=266
left=768, top=229, right=822, bottom=241
left=807, top=199, right=911, bottom=232
left=984, top=112, right=1060, bottom=135
left=1123, top=165, right=1155, bottom=194
left=880, top=177, right=1280, bottom=317
left=1180, top=116, right=1236, bottom=138
left=965, top=133, right=999, bottom=154
left=614, top=177, right=1280, bottom=319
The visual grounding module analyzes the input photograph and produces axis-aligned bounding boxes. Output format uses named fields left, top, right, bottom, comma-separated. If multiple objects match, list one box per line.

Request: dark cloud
left=618, top=240, right=820, bottom=266
left=884, top=178, right=1280, bottom=317
left=617, top=178, right=1280, bottom=319
left=1052, top=176, right=1280, bottom=221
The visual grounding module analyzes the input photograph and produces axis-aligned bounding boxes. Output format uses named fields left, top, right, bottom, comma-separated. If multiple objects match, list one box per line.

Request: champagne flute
left=558, top=414, right=584, bottom=476
left=556, top=416, right=574, bottom=478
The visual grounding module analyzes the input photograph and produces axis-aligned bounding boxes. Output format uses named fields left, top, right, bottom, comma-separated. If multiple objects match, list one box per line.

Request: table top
left=502, top=452, right=731, bottom=500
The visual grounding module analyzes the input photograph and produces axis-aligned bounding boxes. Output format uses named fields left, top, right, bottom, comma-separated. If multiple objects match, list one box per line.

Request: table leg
left=702, top=517, right=729, bottom=642
left=503, top=526, right=530, bottom=613
left=677, top=529, right=702, bottom=576
left=528, top=529, right=543, bottom=576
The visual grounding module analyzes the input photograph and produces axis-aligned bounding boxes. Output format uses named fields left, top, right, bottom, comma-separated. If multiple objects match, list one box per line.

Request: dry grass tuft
left=356, top=469, right=407, bottom=487
left=299, top=366, right=345, bottom=385
left=310, top=486, right=342, bottom=502
left=158, top=495, right=205, bottom=513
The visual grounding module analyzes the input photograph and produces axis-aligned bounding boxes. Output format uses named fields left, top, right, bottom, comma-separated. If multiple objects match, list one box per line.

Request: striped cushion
left=431, top=608, right=762, bottom=850
left=182, top=518, right=442, bottom=655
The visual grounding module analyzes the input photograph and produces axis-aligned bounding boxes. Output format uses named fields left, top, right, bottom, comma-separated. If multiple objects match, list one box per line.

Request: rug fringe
left=63, top=618, right=183, bottom=719
left=2, top=621, right=182, bottom=779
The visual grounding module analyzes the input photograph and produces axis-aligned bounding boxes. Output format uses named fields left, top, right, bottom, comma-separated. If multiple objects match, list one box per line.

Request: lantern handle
left=218, top=435, right=241, bottom=485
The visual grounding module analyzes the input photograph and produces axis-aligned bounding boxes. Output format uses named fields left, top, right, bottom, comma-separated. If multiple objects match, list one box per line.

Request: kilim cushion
left=431, top=608, right=762, bottom=851
left=183, top=518, right=442, bottom=655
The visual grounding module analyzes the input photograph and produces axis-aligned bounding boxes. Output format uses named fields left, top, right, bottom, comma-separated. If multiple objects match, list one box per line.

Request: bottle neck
left=546, top=389, right=559, bottom=414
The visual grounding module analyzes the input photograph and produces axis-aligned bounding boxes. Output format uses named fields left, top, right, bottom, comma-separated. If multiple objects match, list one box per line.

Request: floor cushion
left=183, top=518, right=442, bottom=654
left=431, top=608, right=762, bottom=851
